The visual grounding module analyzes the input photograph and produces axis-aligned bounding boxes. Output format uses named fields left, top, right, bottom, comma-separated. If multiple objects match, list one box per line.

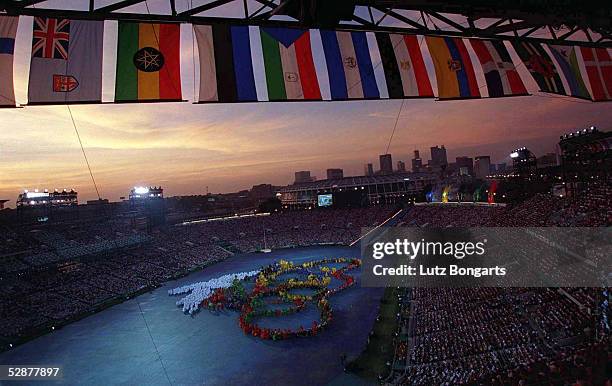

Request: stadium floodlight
left=134, top=186, right=150, bottom=194
left=510, top=152, right=519, bottom=158
left=26, top=191, right=49, bottom=198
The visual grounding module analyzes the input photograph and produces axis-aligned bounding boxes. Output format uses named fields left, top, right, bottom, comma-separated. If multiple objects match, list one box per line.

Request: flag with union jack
left=28, top=18, right=103, bottom=104
left=32, top=17, right=70, bottom=59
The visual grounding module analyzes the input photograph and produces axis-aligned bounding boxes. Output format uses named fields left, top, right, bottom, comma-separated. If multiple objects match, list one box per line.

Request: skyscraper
left=411, top=150, right=423, bottom=172
left=474, top=156, right=491, bottom=179
left=364, top=163, right=374, bottom=176
left=294, top=171, right=314, bottom=184
left=430, top=145, right=448, bottom=168
left=379, top=154, right=393, bottom=174
left=396, top=160, right=406, bottom=172
left=456, top=156, right=474, bottom=176
left=326, top=168, right=344, bottom=179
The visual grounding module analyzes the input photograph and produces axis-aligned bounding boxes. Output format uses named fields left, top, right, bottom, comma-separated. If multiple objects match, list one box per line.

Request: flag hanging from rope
left=320, top=30, right=379, bottom=100
left=115, top=22, right=182, bottom=102
left=547, top=44, right=591, bottom=100
left=259, top=27, right=321, bottom=101
left=0, top=16, right=18, bottom=107
left=28, top=18, right=103, bottom=104
left=469, top=39, right=527, bottom=98
left=579, top=46, right=612, bottom=101
left=512, top=41, right=565, bottom=96
left=194, top=24, right=257, bottom=103
left=425, top=36, right=480, bottom=100
left=374, top=33, right=433, bottom=98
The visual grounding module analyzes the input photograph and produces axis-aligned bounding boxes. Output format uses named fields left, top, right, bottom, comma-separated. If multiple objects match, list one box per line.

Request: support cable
left=66, top=105, right=101, bottom=200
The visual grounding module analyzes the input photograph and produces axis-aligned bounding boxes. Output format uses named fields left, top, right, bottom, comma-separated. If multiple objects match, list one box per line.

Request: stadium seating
left=0, top=187, right=609, bottom=385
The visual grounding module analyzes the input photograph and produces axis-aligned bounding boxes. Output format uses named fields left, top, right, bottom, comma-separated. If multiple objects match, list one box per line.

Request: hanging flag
left=579, top=46, right=612, bottom=101
left=469, top=39, right=527, bottom=98
left=259, top=27, right=321, bottom=101
left=547, top=44, right=590, bottom=99
left=374, top=33, right=433, bottom=98
left=320, top=30, right=379, bottom=100
left=425, top=36, right=480, bottom=100
left=194, top=24, right=256, bottom=103
left=0, top=16, right=18, bottom=107
left=28, top=17, right=103, bottom=105
left=115, top=22, right=181, bottom=102
left=512, top=41, right=565, bottom=95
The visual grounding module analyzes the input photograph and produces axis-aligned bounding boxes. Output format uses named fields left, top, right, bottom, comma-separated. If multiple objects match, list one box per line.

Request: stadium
left=0, top=125, right=610, bottom=384
left=0, top=0, right=611, bottom=385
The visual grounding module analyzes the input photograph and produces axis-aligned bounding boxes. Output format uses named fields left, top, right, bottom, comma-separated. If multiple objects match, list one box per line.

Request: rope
left=66, top=105, right=101, bottom=200
left=127, top=5, right=176, bottom=385
left=136, top=300, right=173, bottom=386
left=382, top=34, right=427, bottom=154
left=385, top=99, right=404, bottom=154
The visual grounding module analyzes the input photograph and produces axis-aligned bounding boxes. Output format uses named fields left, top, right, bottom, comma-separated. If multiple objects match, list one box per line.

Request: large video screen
left=317, top=194, right=333, bottom=207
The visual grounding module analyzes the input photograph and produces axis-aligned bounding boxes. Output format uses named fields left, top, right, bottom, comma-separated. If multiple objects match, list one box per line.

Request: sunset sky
left=1, top=1, right=611, bottom=206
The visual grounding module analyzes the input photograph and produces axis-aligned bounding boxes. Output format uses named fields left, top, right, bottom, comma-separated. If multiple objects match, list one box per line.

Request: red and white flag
left=579, top=47, right=612, bottom=101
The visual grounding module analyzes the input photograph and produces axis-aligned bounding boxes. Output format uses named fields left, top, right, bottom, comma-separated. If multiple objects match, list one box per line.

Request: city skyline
left=285, top=133, right=566, bottom=182
left=1, top=6, right=611, bottom=206
left=2, top=124, right=600, bottom=205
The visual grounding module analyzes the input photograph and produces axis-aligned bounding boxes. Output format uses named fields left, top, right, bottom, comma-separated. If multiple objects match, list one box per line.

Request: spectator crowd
left=388, top=287, right=608, bottom=385
left=0, top=185, right=609, bottom=385
left=0, top=206, right=395, bottom=348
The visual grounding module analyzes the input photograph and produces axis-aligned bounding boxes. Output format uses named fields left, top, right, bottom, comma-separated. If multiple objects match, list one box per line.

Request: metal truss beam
left=94, top=0, right=147, bottom=14
left=177, top=0, right=234, bottom=17
left=2, top=0, right=611, bottom=47
left=373, top=7, right=426, bottom=31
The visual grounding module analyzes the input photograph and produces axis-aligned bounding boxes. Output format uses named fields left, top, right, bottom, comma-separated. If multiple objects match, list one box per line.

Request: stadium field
left=0, top=246, right=383, bottom=386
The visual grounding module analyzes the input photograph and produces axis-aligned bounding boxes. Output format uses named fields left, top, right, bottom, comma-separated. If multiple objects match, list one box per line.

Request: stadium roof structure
left=279, top=172, right=434, bottom=193
left=559, top=128, right=611, bottom=153
left=3, top=0, right=611, bottom=47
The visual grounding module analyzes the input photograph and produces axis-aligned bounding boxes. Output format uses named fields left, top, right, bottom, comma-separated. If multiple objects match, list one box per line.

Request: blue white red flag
left=469, top=39, right=527, bottom=98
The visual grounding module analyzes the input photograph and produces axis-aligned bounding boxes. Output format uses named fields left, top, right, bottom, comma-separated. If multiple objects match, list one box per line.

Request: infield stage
left=0, top=246, right=382, bottom=386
